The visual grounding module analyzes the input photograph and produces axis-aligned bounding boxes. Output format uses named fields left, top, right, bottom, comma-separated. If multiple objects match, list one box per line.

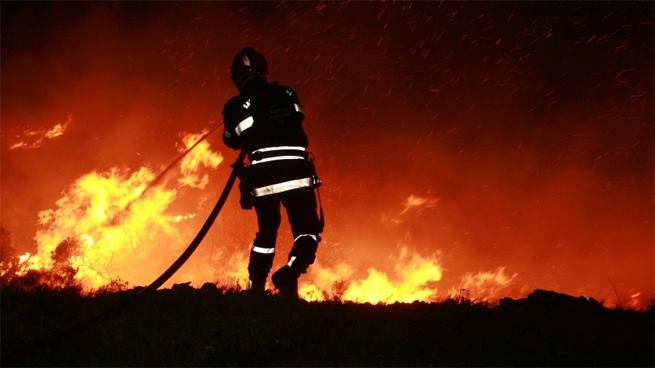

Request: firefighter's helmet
left=231, top=47, right=268, bottom=89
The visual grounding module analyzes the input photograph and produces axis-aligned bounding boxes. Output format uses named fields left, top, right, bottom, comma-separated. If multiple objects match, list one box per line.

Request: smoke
left=1, top=3, right=652, bottom=305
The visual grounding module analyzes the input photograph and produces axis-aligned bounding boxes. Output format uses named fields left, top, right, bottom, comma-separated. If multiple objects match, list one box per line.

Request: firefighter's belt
left=252, top=176, right=319, bottom=197
left=250, top=150, right=308, bottom=165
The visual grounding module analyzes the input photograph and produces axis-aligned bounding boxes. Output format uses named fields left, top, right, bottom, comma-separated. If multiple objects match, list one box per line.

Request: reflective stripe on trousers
left=252, top=246, right=275, bottom=254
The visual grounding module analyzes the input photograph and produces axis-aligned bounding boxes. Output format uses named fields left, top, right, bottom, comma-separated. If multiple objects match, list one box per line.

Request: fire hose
left=7, top=126, right=245, bottom=363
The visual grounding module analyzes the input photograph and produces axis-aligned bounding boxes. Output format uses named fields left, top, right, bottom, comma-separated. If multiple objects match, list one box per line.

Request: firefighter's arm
left=221, top=97, right=248, bottom=150
left=284, top=86, right=305, bottom=121
left=222, top=128, right=241, bottom=150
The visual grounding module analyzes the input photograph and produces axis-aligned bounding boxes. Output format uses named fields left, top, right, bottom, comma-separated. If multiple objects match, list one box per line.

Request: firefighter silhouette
left=222, top=47, right=323, bottom=297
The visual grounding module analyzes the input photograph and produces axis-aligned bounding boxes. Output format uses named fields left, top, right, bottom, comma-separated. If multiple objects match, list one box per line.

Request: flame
left=450, top=267, right=519, bottom=302
left=400, top=195, right=440, bottom=215
left=18, top=252, right=31, bottom=265
left=9, top=115, right=72, bottom=150
left=627, top=293, right=644, bottom=310
left=18, top=167, right=178, bottom=288
left=44, top=122, right=68, bottom=139
left=177, top=130, right=223, bottom=189
left=385, top=194, right=441, bottom=224
left=300, top=247, right=443, bottom=303
left=173, top=214, right=196, bottom=222
left=5, top=129, right=224, bottom=291
left=212, top=251, right=249, bottom=288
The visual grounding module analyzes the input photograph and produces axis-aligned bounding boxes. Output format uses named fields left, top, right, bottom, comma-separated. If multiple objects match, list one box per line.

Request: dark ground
left=1, top=285, right=653, bottom=367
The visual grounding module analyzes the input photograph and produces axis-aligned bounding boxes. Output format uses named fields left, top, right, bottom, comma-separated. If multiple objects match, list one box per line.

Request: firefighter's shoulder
left=222, top=95, right=253, bottom=125
left=222, top=95, right=247, bottom=115
left=275, top=84, right=300, bottom=99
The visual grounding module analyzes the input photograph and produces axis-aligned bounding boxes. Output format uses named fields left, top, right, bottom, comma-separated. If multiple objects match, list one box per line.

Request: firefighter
left=222, top=47, right=323, bottom=297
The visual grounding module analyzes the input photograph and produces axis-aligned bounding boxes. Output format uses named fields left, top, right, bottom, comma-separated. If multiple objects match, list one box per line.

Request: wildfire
left=0, top=150, right=523, bottom=305
left=0, top=125, right=637, bottom=307
left=3, top=129, right=223, bottom=291
left=18, top=167, right=178, bottom=288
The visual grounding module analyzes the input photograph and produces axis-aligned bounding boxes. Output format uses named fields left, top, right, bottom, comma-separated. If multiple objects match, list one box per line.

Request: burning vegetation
left=1, top=129, right=518, bottom=304
left=0, top=140, right=516, bottom=304
left=1, top=131, right=221, bottom=293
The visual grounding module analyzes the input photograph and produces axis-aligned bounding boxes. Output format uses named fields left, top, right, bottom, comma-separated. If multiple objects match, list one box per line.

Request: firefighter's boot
left=272, top=266, right=298, bottom=298
left=247, top=244, right=275, bottom=294
left=248, top=278, right=266, bottom=294
left=272, top=234, right=320, bottom=298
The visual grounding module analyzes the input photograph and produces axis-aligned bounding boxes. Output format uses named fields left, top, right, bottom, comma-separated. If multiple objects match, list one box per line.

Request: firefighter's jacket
left=222, top=77, right=319, bottom=197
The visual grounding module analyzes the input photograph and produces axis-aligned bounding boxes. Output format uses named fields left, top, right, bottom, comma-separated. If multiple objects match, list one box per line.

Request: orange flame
left=8, top=129, right=224, bottom=291
left=300, top=247, right=443, bottom=303
left=384, top=194, right=441, bottom=224
left=18, top=252, right=31, bottom=265
left=9, top=115, right=72, bottom=150
left=450, top=267, right=519, bottom=302
left=400, top=195, right=440, bottom=215
left=19, top=167, right=178, bottom=288
left=177, top=130, right=223, bottom=189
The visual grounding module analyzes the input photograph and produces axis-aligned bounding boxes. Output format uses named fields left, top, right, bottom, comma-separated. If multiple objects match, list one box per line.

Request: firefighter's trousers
left=248, top=187, right=321, bottom=285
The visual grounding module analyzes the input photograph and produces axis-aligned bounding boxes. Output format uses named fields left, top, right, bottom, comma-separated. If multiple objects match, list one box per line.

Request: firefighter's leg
left=249, top=195, right=281, bottom=291
left=272, top=188, right=321, bottom=296
left=285, top=187, right=322, bottom=274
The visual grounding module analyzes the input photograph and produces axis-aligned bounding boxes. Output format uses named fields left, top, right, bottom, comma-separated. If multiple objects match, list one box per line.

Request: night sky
left=1, top=2, right=653, bottom=305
